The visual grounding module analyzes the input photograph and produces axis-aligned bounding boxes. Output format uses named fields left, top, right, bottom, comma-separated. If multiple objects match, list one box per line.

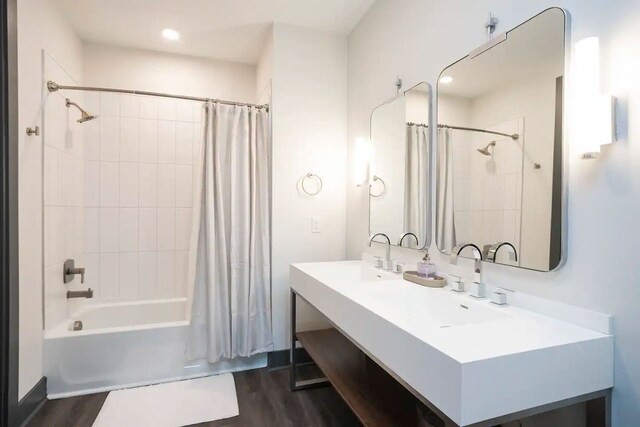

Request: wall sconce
left=573, top=37, right=616, bottom=159
left=354, top=137, right=372, bottom=186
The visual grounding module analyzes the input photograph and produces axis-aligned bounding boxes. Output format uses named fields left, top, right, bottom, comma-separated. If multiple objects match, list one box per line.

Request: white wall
left=83, top=43, right=256, bottom=103
left=347, top=0, right=640, bottom=425
left=271, top=24, right=348, bottom=349
left=17, top=0, right=84, bottom=399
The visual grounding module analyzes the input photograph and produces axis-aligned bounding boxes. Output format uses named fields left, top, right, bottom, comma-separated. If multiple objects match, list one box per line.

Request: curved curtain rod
left=47, top=80, right=269, bottom=111
left=437, top=124, right=519, bottom=140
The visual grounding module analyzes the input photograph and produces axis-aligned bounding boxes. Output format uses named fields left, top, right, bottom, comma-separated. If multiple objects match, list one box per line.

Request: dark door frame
left=0, top=0, right=19, bottom=425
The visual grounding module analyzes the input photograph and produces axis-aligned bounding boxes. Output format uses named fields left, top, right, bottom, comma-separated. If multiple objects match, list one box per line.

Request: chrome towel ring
left=370, top=175, right=386, bottom=197
left=301, top=173, right=323, bottom=196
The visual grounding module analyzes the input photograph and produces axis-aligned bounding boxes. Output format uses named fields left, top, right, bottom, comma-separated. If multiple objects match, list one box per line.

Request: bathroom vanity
left=289, top=261, right=613, bottom=426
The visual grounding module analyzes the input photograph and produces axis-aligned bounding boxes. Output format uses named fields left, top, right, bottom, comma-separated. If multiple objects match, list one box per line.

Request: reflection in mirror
left=370, top=82, right=431, bottom=249
left=436, top=8, right=565, bottom=271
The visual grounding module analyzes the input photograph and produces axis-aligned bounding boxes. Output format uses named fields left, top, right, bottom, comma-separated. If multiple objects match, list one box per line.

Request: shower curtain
left=186, top=102, right=273, bottom=362
left=404, top=124, right=428, bottom=248
left=436, top=128, right=456, bottom=251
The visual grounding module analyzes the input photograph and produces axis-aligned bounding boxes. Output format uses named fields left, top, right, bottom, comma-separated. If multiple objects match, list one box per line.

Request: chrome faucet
left=67, top=289, right=93, bottom=299
left=487, top=242, right=518, bottom=263
left=398, top=232, right=419, bottom=248
left=450, top=243, right=483, bottom=284
left=368, top=233, right=392, bottom=270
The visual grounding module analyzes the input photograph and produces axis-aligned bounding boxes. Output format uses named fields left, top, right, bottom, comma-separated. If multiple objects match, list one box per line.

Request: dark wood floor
left=27, top=367, right=360, bottom=427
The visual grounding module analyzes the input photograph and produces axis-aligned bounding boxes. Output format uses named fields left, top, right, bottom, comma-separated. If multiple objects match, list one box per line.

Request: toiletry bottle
left=417, top=251, right=431, bottom=277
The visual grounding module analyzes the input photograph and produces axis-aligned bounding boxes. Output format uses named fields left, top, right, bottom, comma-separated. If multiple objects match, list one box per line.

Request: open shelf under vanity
left=295, top=328, right=443, bottom=427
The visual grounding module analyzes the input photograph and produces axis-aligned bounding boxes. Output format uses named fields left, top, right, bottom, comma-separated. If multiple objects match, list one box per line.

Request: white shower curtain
left=404, top=124, right=428, bottom=248
left=436, top=128, right=456, bottom=251
left=186, top=102, right=273, bottom=362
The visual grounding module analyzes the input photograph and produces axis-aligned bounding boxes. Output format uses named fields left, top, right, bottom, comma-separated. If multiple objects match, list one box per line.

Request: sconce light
left=354, top=137, right=372, bottom=186
left=573, top=37, right=616, bottom=159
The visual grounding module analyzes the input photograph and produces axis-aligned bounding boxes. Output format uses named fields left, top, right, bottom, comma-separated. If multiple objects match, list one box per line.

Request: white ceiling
left=56, top=0, right=376, bottom=64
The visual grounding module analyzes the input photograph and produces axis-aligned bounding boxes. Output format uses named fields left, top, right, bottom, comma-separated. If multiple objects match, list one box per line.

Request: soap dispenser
left=417, top=251, right=436, bottom=278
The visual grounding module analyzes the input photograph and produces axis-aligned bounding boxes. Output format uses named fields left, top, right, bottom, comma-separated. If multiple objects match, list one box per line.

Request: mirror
left=369, top=82, right=431, bottom=249
left=436, top=8, right=565, bottom=271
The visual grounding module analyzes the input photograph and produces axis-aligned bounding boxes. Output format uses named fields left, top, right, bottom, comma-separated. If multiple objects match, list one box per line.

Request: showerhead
left=477, top=141, right=496, bottom=156
left=78, top=111, right=97, bottom=123
left=65, top=98, right=98, bottom=123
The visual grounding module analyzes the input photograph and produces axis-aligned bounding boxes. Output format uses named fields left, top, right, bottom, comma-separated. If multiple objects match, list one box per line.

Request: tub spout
left=67, top=289, right=93, bottom=299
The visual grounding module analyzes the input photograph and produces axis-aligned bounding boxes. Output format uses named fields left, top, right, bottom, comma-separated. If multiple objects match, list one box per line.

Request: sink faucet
left=67, top=289, right=93, bottom=299
left=487, top=242, right=518, bottom=263
left=368, top=233, right=392, bottom=270
left=450, top=243, right=483, bottom=284
left=398, top=232, right=419, bottom=248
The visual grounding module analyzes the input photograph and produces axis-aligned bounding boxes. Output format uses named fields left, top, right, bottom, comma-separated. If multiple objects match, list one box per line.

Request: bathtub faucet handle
left=63, top=259, right=86, bottom=284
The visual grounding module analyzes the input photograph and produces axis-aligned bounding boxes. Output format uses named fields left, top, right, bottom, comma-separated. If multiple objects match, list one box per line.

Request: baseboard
left=18, top=376, right=47, bottom=426
left=267, top=348, right=313, bottom=370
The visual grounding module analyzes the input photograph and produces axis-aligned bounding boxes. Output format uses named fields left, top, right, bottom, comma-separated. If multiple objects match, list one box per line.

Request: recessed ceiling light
left=162, top=28, right=180, bottom=41
left=439, top=75, right=453, bottom=84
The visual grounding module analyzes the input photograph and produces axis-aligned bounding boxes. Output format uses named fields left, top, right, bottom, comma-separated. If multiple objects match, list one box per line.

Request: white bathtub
left=44, top=298, right=266, bottom=398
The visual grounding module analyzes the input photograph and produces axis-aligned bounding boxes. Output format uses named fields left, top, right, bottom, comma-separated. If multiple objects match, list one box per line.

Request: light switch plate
left=311, top=217, right=320, bottom=233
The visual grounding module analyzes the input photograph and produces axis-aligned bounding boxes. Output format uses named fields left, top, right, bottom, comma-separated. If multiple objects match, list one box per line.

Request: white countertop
left=290, top=260, right=613, bottom=426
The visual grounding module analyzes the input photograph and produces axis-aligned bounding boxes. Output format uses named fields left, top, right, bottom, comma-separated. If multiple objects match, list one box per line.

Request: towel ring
left=370, top=175, right=386, bottom=198
left=301, top=173, right=323, bottom=196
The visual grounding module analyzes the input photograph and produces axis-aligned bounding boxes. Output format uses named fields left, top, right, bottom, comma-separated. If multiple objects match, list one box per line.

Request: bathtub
left=44, top=298, right=266, bottom=398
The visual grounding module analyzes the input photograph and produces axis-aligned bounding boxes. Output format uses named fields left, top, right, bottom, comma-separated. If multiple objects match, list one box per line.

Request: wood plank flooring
left=27, top=367, right=360, bottom=427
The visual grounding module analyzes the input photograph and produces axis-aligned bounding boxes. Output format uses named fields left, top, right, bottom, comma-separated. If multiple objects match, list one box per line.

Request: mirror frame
left=368, top=81, right=433, bottom=250
left=434, top=7, right=568, bottom=272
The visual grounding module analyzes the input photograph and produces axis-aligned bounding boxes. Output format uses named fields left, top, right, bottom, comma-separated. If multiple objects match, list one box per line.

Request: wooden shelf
left=297, top=328, right=435, bottom=427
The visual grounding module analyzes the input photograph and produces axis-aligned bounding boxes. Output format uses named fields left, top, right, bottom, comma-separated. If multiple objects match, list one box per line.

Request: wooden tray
left=403, top=271, right=446, bottom=288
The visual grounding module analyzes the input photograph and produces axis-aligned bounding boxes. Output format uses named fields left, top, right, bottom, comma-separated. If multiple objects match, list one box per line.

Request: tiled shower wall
left=81, top=93, right=202, bottom=303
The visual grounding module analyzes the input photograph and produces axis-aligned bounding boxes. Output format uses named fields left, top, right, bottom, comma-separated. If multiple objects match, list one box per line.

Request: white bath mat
left=92, top=374, right=239, bottom=427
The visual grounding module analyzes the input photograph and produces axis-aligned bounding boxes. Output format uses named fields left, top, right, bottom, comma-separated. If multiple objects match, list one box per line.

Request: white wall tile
left=57, top=152, right=75, bottom=206
left=84, top=120, right=100, bottom=161
left=44, top=146, right=58, bottom=206
left=174, top=251, right=188, bottom=297
left=138, top=208, right=157, bottom=251
left=175, top=122, right=193, bottom=165
left=84, top=92, right=101, bottom=117
left=84, top=161, right=100, bottom=207
left=176, top=100, right=194, bottom=122
left=139, top=97, right=158, bottom=120
left=138, top=252, right=157, bottom=298
left=119, top=252, right=139, bottom=300
left=175, top=165, right=192, bottom=207
left=158, top=98, right=176, bottom=121
left=157, top=251, right=175, bottom=297
left=120, top=95, right=140, bottom=118
left=175, top=208, right=191, bottom=251
left=158, top=164, right=176, bottom=207
left=100, top=93, right=121, bottom=117
left=139, top=119, right=158, bottom=163
left=99, top=162, right=119, bottom=206
left=99, top=207, right=119, bottom=252
left=158, top=121, right=176, bottom=163
left=84, top=207, right=100, bottom=253
left=84, top=253, right=100, bottom=295
left=120, top=118, right=139, bottom=162
left=157, top=208, right=175, bottom=250
left=138, top=163, right=158, bottom=207
left=100, top=116, right=120, bottom=161
left=99, top=253, right=119, bottom=299
left=119, top=162, right=139, bottom=207
left=119, top=208, right=139, bottom=252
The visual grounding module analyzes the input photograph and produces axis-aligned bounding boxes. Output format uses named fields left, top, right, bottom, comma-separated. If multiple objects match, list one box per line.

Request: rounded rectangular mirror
left=436, top=8, right=566, bottom=271
left=369, top=82, right=432, bottom=249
